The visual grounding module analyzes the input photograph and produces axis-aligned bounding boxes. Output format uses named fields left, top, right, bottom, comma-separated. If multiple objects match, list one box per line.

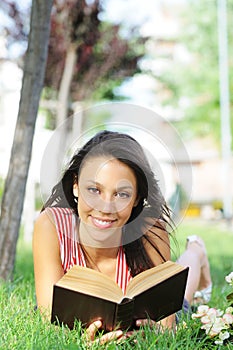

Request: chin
left=81, top=222, right=122, bottom=247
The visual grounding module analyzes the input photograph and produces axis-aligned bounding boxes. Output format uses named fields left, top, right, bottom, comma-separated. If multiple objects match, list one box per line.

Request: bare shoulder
left=33, top=209, right=58, bottom=249
left=34, top=209, right=55, bottom=231
left=33, top=209, right=62, bottom=277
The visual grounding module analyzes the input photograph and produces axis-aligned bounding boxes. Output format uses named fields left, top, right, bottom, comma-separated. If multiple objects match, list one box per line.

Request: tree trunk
left=52, top=44, right=77, bottom=184
left=0, top=0, right=53, bottom=280
left=57, top=44, right=77, bottom=127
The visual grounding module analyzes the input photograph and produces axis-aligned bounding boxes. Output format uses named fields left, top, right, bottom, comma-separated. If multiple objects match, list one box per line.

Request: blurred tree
left=44, top=0, right=145, bottom=128
left=158, top=0, right=233, bottom=148
left=0, top=0, right=53, bottom=280
left=42, top=0, right=146, bottom=187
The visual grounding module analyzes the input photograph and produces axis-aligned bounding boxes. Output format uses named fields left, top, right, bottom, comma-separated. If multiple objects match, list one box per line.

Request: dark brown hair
left=42, top=130, right=173, bottom=275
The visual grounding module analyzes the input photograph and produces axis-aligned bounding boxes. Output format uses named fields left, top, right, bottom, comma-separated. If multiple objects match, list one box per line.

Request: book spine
left=115, top=299, right=135, bottom=330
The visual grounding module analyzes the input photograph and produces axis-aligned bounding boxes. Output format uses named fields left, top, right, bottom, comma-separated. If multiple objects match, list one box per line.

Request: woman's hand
left=135, top=319, right=157, bottom=328
left=135, top=315, right=175, bottom=332
left=122, top=319, right=157, bottom=340
left=83, top=315, right=175, bottom=345
left=84, top=320, right=123, bottom=345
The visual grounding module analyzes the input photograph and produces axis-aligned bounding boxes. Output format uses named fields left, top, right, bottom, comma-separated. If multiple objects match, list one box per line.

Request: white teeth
left=94, top=218, right=113, bottom=226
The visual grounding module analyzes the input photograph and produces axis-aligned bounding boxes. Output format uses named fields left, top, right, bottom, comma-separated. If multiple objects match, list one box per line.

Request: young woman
left=33, top=130, right=212, bottom=344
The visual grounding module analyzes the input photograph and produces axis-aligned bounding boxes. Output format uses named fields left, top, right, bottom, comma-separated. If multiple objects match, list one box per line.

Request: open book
left=51, top=261, right=188, bottom=331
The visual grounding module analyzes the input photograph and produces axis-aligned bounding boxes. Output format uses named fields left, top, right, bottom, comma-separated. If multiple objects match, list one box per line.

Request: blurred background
left=0, top=0, right=232, bottom=247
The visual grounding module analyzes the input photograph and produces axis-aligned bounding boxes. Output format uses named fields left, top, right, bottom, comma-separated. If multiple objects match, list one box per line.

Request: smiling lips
left=91, top=216, right=117, bottom=229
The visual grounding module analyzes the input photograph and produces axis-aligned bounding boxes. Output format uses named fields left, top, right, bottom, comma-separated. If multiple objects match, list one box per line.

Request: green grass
left=0, top=219, right=233, bottom=349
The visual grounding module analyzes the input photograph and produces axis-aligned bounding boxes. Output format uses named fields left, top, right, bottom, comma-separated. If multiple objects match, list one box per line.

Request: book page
left=56, top=266, right=124, bottom=303
left=125, top=261, right=185, bottom=299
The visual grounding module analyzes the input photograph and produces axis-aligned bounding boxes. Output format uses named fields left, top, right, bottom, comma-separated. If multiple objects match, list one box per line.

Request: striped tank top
left=46, top=207, right=132, bottom=294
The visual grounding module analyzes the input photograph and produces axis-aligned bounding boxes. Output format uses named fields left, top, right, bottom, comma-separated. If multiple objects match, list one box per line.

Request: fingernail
left=94, top=320, right=102, bottom=328
left=116, top=330, right=123, bottom=336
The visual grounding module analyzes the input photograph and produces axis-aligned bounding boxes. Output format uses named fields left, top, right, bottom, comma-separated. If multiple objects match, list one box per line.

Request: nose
left=98, top=197, right=117, bottom=213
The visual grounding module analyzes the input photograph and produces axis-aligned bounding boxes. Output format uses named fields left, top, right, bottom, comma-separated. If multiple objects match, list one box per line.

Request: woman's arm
left=33, top=210, right=64, bottom=317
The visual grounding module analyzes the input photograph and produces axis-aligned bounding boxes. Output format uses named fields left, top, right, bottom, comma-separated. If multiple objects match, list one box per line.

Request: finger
left=118, top=331, right=138, bottom=344
left=136, top=319, right=156, bottom=327
left=98, top=330, right=123, bottom=345
left=120, top=330, right=135, bottom=340
left=86, top=320, right=102, bottom=341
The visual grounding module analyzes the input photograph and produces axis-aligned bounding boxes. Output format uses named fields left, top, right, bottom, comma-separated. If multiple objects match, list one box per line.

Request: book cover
left=51, top=263, right=189, bottom=330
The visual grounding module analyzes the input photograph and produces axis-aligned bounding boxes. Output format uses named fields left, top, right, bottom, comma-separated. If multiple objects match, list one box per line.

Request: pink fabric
left=46, top=207, right=132, bottom=293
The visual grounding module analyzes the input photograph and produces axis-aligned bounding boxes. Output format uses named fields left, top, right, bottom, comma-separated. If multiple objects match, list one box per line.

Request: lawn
left=0, top=219, right=232, bottom=349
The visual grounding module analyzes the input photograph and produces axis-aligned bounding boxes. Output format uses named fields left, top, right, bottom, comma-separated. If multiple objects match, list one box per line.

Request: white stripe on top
left=46, top=207, right=132, bottom=293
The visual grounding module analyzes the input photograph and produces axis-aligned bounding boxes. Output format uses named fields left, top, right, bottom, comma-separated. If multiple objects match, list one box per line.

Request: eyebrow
left=86, top=180, right=134, bottom=191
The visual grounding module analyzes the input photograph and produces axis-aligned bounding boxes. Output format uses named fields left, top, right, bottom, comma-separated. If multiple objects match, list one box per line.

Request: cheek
left=119, top=202, right=135, bottom=220
left=78, top=195, right=93, bottom=215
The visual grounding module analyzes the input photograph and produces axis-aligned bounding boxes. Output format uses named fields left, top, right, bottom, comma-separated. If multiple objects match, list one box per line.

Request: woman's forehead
left=79, top=156, right=136, bottom=182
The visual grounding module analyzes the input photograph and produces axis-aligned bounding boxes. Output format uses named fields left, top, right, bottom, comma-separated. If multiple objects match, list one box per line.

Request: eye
left=116, top=192, right=131, bottom=199
left=87, top=187, right=100, bottom=195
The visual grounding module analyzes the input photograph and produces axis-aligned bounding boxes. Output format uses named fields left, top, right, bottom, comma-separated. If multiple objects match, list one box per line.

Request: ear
left=133, top=197, right=140, bottom=207
left=73, top=183, right=79, bottom=198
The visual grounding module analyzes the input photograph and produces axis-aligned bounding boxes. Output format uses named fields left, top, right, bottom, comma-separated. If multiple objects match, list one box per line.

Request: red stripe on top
left=116, top=246, right=133, bottom=294
left=46, top=207, right=132, bottom=293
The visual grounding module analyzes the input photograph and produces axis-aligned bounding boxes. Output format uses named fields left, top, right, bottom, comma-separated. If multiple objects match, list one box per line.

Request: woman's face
left=74, top=156, right=138, bottom=232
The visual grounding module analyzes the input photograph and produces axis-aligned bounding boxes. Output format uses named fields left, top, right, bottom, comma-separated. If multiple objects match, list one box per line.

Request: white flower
left=208, top=308, right=223, bottom=318
left=215, top=331, right=230, bottom=345
left=225, top=272, right=233, bottom=284
left=192, top=273, right=233, bottom=345
left=201, top=315, right=212, bottom=324
left=200, top=308, right=223, bottom=325
left=226, top=306, right=233, bottom=314
left=210, top=318, right=228, bottom=335
left=219, top=331, right=230, bottom=341
left=215, top=340, right=223, bottom=345
left=200, top=312, right=230, bottom=338
left=192, top=305, right=209, bottom=319
left=223, top=313, right=233, bottom=325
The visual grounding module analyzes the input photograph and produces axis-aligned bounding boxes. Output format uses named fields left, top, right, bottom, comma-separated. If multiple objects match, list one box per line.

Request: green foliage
left=161, top=0, right=233, bottom=148
left=34, top=183, right=43, bottom=211
left=91, top=78, right=127, bottom=101
left=0, top=177, right=5, bottom=204
left=40, top=88, right=58, bottom=130
left=1, top=220, right=233, bottom=349
left=45, top=1, right=146, bottom=104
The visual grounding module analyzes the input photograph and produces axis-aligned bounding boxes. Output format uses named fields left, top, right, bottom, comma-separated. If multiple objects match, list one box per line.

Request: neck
left=81, top=245, right=120, bottom=263
left=78, top=221, right=122, bottom=274
left=79, top=244, right=120, bottom=277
